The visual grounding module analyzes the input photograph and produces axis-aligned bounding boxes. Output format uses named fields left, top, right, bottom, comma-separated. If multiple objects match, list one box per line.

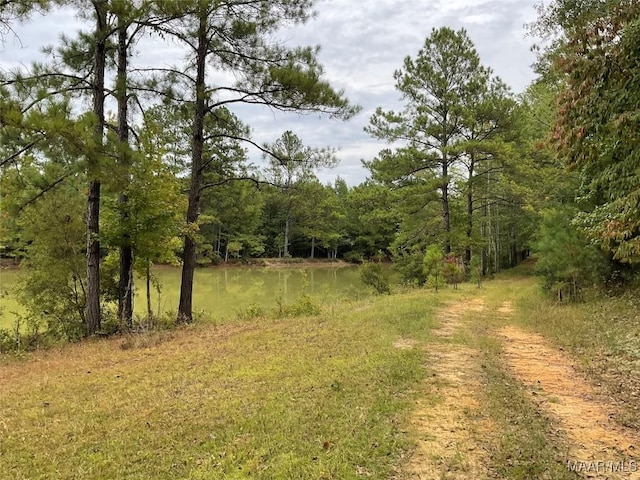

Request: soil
left=400, top=297, right=640, bottom=480
left=402, top=298, right=493, bottom=479
left=499, top=323, right=640, bottom=479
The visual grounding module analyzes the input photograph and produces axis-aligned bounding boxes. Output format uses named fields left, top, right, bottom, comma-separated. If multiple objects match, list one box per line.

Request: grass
left=450, top=278, right=579, bottom=480
left=2, top=265, right=638, bottom=479
left=0, top=288, right=446, bottom=479
left=506, top=275, right=640, bottom=429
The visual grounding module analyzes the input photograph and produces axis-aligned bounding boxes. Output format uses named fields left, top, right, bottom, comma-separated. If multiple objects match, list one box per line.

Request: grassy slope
left=2, top=269, right=638, bottom=479
left=505, top=273, right=640, bottom=430
left=0, top=289, right=457, bottom=480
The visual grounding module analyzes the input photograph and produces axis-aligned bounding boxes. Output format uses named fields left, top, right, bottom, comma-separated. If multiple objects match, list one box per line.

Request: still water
left=0, top=265, right=369, bottom=328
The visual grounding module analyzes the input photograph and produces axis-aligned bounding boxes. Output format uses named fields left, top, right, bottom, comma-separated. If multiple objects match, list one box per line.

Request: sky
left=0, top=0, right=541, bottom=186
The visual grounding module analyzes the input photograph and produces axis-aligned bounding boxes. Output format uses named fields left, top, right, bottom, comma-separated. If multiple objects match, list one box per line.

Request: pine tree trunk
left=85, top=0, right=108, bottom=336
left=177, top=10, right=207, bottom=324
left=284, top=214, right=290, bottom=257
left=510, top=225, right=518, bottom=268
left=146, top=261, right=152, bottom=319
left=466, top=159, right=474, bottom=265
left=117, top=16, right=133, bottom=327
left=441, top=156, right=451, bottom=254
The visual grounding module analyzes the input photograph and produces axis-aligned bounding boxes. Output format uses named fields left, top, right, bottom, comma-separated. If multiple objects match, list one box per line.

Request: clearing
left=402, top=282, right=640, bottom=480
left=1, top=275, right=639, bottom=479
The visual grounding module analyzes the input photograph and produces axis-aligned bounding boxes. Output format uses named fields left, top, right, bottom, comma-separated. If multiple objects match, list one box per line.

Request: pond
left=0, top=265, right=370, bottom=329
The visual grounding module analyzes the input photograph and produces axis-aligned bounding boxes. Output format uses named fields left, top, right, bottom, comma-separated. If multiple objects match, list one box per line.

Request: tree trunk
left=284, top=214, right=290, bottom=257
left=177, top=10, right=207, bottom=323
left=146, top=260, right=152, bottom=319
left=85, top=0, right=108, bottom=336
left=441, top=155, right=451, bottom=254
left=310, top=237, right=315, bottom=258
left=493, top=214, right=501, bottom=273
left=215, top=225, right=222, bottom=255
left=465, top=159, right=474, bottom=265
left=117, top=15, right=133, bottom=326
left=510, top=225, right=518, bottom=268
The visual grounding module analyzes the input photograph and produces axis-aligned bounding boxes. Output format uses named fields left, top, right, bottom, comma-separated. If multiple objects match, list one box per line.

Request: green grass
left=2, top=267, right=637, bottom=479
left=0, top=289, right=446, bottom=479
left=456, top=278, right=580, bottom=480
left=505, top=276, right=640, bottom=429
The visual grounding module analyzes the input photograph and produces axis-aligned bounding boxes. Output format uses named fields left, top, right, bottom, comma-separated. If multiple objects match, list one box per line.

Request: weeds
left=359, top=262, right=391, bottom=295
left=0, top=290, right=436, bottom=479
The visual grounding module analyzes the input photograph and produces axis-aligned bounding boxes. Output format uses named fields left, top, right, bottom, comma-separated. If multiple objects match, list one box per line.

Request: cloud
left=0, top=1, right=539, bottom=186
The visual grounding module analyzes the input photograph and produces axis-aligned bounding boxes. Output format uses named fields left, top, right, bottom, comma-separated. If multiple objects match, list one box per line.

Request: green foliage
left=14, top=179, right=87, bottom=341
left=344, top=182, right=399, bottom=259
left=469, top=255, right=483, bottom=288
left=262, top=131, right=337, bottom=257
left=236, top=303, right=266, bottom=321
left=274, top=294, right=321, bottom=318
left=534, top=208, right=611, bottom=301
left=273, top=270, right=322, bottom=317
left=364, top=27, right=519, bottom=270
left=443, top=254, right=464, bottom=289
left=343, top=251, right=364, bottom=264
left=536, top=1, right=640, bottom=264
left=423, top=245, right=445, bottom=292
left=359, top=262, right=391, bottom=295
left=393, top=249, right=428, bottom=287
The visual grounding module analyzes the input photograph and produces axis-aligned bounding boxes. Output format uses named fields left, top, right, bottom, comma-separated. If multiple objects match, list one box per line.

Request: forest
left=1, top=0, right=639, bottom=342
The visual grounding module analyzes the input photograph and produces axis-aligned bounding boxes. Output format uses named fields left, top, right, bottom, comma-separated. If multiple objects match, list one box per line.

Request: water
left=0, top=265, right=369, bottom=328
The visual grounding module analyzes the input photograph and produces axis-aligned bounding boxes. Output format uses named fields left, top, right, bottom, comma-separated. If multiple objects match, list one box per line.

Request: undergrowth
left=509, top=280, right=640, bottom=429
left=0, top=288, right=443, bottom=479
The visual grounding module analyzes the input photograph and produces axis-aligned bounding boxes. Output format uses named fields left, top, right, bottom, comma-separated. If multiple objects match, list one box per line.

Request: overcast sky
left=0, top=0, right=541, bottom=185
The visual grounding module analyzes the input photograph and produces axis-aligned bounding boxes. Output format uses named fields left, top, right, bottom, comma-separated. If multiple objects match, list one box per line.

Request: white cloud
left=0, top=0, right=539, bottom=186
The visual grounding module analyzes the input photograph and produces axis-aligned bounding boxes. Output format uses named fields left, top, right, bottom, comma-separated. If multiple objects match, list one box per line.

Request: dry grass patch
left=0, top=290, right=447, bottom=479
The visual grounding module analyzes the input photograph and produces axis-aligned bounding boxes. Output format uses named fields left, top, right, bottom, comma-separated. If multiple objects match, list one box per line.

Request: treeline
left=0, top=0, right=357, bottom=338
left=1, top=0, right=639, bottom=341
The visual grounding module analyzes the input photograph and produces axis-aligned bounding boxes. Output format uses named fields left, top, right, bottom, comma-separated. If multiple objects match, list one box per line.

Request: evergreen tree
left=366, top=27, right=494, bottom=255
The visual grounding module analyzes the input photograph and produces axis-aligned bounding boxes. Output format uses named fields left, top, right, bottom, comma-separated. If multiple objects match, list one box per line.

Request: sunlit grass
left=451, top=280, right=578, bottom=480
left=480, top=264, right=640, bottom=430
left=0, top=287, right=449, bottom=479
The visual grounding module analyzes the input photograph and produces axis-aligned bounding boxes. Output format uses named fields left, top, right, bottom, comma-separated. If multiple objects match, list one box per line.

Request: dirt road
left=400, top=296, right=640, bottom=479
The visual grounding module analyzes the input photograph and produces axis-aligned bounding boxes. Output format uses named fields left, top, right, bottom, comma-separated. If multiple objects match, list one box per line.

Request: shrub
left=237, top=303, right=266, bottom=321
left=393, top=250, right=427, bottom=286
left=343, top=251, right=364, bottom=264
left=534, top=208, right=611, bottom=302
left=359, top=262, right=391, bottom=295
left=423, top=245, right=445, bottom=292
left=443, top=254, right=464, bottom=289
left=274, top=294, right=321, bottom=318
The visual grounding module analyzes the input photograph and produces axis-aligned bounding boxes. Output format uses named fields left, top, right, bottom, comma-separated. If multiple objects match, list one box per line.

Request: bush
left=423, top=245, right=445, bottom=292
left=534, top=208, right=611, bottom=302
left=443, top=254, right=464, bottom=289
left=359, top=262, right=391, bottom=295
left=343, top=251, right=364, bottom=264
left=237, top=303, right=266, bottom=321
left=393, top=251, right=427, bottom=286
left=274, top=294, right=321, bottom=318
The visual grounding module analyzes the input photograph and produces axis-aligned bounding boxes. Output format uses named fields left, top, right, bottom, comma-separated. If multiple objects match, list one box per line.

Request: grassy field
left=1, top=268, right=638, bottom=479
left=507, top=276, right=640, bottom=430
left=0, top=287, right=461, bottom=479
